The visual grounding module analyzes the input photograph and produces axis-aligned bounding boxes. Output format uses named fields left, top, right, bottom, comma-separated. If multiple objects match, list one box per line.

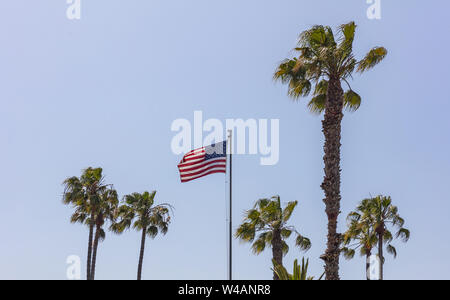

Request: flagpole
left=227, top=130, right=232, bottom=281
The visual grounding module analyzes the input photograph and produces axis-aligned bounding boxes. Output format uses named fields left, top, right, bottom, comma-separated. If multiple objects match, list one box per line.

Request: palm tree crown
left=369, top=195, right=410, bottom=258
left=274, top=22, right=387, bottom=113
left=115, top=191, right=172, bottom=236
left=342, top=199, right=378, bottom=260
left=272, top=258, right=319, bottom=280
left=235, top=196, right=311, bottom=279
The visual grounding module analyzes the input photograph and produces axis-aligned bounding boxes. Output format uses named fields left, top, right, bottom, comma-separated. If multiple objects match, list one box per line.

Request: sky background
left=1, top=0, right=449, bottom=280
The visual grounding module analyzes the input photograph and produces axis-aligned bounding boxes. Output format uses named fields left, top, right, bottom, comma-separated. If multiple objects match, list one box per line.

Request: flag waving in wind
left=178, top=141, right=227, bottom=183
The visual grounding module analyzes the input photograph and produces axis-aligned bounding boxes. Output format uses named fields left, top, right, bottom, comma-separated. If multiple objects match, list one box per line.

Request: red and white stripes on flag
left=178, top=142, right=227, bottom=183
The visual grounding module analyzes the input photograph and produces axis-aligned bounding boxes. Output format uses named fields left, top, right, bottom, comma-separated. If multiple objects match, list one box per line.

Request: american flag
left=178, top=141, right=227, bottom=183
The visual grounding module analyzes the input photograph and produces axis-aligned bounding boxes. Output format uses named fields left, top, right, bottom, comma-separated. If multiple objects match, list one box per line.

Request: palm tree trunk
left=137, top=228, right=147, bottom=280
left=320, top=76, right=344, bottom=280
left=90, top=222, right=101, bottom=280
left=378, top=234, right=384, bottom=280
left=86, top=210, right=95, bottom=280
left=366, top=250, right=371, bottom=280
left=271, top=229, right=283, bottom=280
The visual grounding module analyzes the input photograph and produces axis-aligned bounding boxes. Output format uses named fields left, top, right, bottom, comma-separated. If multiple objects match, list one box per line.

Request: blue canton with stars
left=205, top=141, right=227, bottom=160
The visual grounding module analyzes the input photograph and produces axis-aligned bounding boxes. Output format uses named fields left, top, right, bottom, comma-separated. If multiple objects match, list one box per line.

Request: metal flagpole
left=227, top=130, right=232, bottom=281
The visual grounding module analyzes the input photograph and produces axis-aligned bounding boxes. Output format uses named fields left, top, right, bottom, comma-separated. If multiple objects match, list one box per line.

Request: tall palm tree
left=63, top=167, right=112, bottom=280
left=112, top=191, right=172, bottom=280
left=341, top=201, right=378, bottom=279
left=274, top=22, right=387, bottom=279
left=367, top=195, right=410, bottom=280
left=343, top=196, right=410, bottom=280
left=90, top=188, right=119, bottom=280
left=235, top=196, right=311, bottom=280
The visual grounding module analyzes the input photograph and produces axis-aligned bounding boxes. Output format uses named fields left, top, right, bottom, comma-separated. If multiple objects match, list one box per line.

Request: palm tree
left=112, top=191, right=172, bottom=280
left=367, top=195, right=410, bottom=280
left=341, top=201, right=378, bottom=279
left=235, top=196, right=311, bottom=280
left=272, top=258, right=323, bottom=280
left=343, top=196, right=410, bottom=280
left=90, top=188, right=119, bottom=280
left=63, top=167, right=112, bottom=280
left=274, top=22, right=387, bottom=280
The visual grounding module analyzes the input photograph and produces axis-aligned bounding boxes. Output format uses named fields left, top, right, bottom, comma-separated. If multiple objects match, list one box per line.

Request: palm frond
left=307, top=94, right=326, bottom=114
left=296, top=235, right=312, bottom=252
left=341, top=247, right=356, bottom=260
left=386, top=244, right=397, bottom=258
left=357, top=47, right=387, bottom=73
left=343, top=90, right=361, bottom=112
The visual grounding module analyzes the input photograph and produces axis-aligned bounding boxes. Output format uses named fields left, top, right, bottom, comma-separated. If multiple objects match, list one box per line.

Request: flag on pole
left=177, top=135, right=233, bottom=280
left=178, top=141, right=227, bottom=183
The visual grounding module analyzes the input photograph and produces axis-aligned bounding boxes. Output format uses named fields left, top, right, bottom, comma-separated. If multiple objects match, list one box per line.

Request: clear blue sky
left=1, top=0, right=449, bottom=280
